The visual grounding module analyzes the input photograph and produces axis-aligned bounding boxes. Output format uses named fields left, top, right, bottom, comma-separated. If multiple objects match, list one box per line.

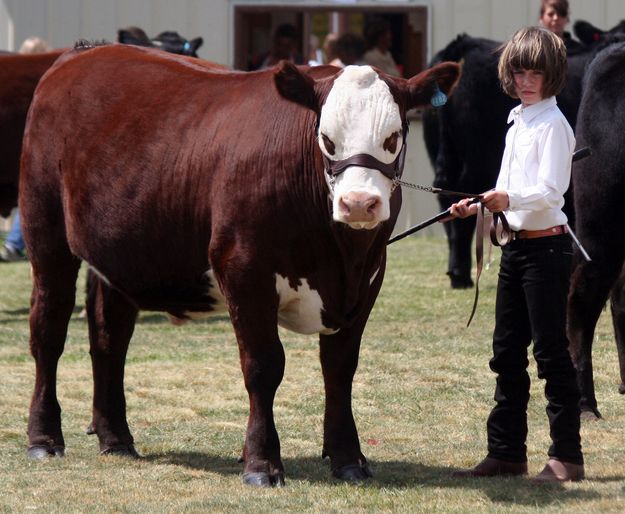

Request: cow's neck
left=330, top=224, right=384, bottom=324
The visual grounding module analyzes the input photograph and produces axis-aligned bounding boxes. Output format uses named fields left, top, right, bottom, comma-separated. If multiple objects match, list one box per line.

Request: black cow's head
left=117, top=27, right=203, bottom=58
left=274, top=62, right=460, bottom=230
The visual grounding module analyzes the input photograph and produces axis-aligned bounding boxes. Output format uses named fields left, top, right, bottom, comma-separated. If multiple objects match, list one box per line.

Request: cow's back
left=21, top=44, right=327, bottom=311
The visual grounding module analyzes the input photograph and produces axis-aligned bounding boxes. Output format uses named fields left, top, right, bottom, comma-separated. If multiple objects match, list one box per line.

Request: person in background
left=335, top=33, right=365, bottom=67
left=362, top=17, right=400, bottom=76
left=449, top=26, right=584, bottom=483
left=323, top=32, right=342, bottom=67
left=307, top=34, right=323, bottom=66
left=248, top=23, right=303, bottom=70
left=538, top=0, right=583, bottom=53
left=1, top=36, right=51, bottom=263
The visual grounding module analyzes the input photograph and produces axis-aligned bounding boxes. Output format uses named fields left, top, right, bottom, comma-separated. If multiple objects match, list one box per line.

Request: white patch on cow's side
left=319, top=65, right=402, bottom=228
left=275, top=274, right=338, bottom=335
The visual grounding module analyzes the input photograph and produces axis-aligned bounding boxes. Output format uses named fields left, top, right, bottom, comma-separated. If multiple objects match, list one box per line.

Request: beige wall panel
left=11, top=0, right=48, bottom=49
left=569, top=0, right=607, bottom=27
left=189, top=0, right=228, bottom=63
left=605, top=0, right=625, bottom=28
left=116, top=0, right=153, bottom=37
left=0, top=0, right=13, bottom=50
left=45, top=0, right=82, bottom=48
left=490, top=0, right=529, bottom=41
left=81, top=0, right=116, bottom=42
left=150, top=0, right=188, bottom=35
left=451, top=0, right=491, bottom=41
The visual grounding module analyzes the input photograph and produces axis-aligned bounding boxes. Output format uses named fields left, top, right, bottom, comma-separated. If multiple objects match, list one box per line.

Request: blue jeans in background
left=5, top=209, right=25, bottom=252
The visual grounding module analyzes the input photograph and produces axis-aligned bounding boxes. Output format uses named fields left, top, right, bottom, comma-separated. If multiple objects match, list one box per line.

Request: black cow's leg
left=447, top=217, right=475, bottom=289
left=319, top=322, right=371, bottom=482
left=437, top=195, right=475, bottom=289
left=568, top=258, right=622, bottom=419
left=85, top=270, right=139, bottom=456
left=27, top=249, right=80, bottom=458
left=609, top=268, right=625, bottom=395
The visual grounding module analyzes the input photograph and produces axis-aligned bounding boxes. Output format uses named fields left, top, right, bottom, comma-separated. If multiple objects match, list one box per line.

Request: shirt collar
left=507, top=96, right=557, bottom=124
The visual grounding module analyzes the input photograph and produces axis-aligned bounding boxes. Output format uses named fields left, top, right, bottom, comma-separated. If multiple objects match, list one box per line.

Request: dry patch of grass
left=1, top=237, right=625, bottom=512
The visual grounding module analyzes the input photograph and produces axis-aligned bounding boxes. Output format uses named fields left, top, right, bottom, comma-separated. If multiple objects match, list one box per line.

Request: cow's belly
left=275, top=274, right=338, bottom=335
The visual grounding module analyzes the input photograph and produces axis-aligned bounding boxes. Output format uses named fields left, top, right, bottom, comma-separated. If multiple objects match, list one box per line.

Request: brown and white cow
left=0, top=50, right=63, bottom=216
left=20, top=44, right=459, bottom=486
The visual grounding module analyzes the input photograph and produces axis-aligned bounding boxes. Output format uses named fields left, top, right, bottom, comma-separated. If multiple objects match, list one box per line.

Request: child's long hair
left=498, top=26, right=567, bottom=99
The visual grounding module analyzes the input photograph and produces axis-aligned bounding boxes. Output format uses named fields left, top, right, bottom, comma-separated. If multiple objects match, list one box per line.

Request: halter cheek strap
left=320, top=121, right=410, bottom=190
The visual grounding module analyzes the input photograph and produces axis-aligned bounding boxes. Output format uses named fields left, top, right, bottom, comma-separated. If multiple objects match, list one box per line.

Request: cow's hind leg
left=568, top=257, right=622, bottom=419
left=609, top=267, right=625, bottom=395
left=319, top=326, right=372, bottom=482
left=85, top=271, right=139, bottom=456
left=27, top=249, right=80, bottom=458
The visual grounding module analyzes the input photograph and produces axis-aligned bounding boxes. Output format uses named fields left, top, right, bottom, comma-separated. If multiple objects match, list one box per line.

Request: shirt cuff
left=507, top=190, right=520, bottom=211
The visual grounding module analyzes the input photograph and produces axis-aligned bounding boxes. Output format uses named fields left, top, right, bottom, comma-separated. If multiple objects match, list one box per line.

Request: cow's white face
left=318, top=66, right=403, bottom=229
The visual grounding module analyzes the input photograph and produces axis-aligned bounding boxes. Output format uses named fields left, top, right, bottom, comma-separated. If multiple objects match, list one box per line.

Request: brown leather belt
left=513, top=225, right=568, bottom=240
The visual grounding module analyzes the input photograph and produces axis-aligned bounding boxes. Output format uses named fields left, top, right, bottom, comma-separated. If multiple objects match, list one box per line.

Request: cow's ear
left=274, top=60, right=319, bottom=112
left=405, top=61, right=461, bottom=110
left=189, top=37, right=203, bottom=54
left=574, top=20, right=602, bottom=45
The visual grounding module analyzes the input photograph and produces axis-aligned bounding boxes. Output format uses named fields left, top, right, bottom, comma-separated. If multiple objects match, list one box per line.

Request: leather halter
left=321, top=122, right=409, bottom=190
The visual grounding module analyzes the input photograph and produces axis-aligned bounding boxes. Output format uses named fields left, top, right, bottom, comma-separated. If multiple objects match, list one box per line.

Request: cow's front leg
left=85, top=271, right=139, bottom=456
left=227, top=291, right=285, bottom=487
left=319, top=326, right=372, bottom=482
left=443, top=209, right=475, bottom=289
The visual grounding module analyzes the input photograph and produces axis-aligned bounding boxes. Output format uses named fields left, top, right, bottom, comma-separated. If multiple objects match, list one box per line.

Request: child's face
left=540, top=6, right=568, bottom=37
left=513, top=69, right=545, bottom=106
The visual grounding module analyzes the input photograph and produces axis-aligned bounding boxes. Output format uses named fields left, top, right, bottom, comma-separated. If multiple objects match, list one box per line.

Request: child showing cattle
left=447, top=26, right=584, bottom=482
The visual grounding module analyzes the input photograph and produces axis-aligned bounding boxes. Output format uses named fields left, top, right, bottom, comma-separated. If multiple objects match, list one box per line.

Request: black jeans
left=486, top=234, right=583, bottom=465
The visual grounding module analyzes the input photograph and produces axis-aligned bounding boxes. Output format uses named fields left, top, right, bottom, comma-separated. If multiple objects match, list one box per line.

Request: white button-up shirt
left=495, top=96, right=575, bottom=231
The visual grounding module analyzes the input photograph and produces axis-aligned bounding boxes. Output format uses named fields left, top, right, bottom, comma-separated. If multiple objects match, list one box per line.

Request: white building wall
left=1, top=0, right=624, bottom=235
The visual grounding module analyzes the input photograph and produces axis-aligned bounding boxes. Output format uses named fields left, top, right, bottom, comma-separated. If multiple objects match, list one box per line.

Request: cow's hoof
left=85, top=422, right=96, bottom=435
left=580, top=408, right=601, bottom=421
left=333, top=462, right=373, bottom=482
left=242, top=471, right=285, bottom=487
left=619, top=383, right=625, bottom=395
left=100, top=444, right=141, bottom=458
left=27, top=445, right=65, bottom=459
left=448, top=274, right=473, bottom=289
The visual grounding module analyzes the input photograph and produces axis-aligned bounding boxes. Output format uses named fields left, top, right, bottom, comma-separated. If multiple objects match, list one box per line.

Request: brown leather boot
left=452, top=457, right=528, bottom=478
left=532, top=459, right=585, bottom=483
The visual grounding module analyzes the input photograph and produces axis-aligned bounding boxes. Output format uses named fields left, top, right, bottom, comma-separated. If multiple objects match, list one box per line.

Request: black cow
left=117, top=26, right=203, bottom=57
left=423, top=21, right=625, bottom=289
left=567, top=40, right=625, bottom=419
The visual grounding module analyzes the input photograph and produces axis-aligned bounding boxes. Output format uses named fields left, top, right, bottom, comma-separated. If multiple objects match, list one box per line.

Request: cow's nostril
left=366, top=198, right=380, bottom=215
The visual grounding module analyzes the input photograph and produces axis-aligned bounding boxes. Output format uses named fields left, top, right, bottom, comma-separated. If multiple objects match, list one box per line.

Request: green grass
left=1, top=237, right=624, bottom=513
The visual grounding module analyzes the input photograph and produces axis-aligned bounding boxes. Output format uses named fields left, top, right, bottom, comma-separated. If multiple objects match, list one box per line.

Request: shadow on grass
left=143, top=451, right=611, bottom=506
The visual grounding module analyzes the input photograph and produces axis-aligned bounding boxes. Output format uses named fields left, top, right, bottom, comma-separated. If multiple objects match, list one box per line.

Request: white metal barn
left=0, top=0, right=623, bottom=234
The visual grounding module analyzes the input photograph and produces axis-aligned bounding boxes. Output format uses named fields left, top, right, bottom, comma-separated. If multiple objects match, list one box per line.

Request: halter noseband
left=320, top=121, right=409, bottom=191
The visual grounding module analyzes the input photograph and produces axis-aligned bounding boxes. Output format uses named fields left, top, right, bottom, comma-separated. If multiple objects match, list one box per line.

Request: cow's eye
left=383, top=131, right=400, bottom=154
left=321, top=133, right=336, bottom=155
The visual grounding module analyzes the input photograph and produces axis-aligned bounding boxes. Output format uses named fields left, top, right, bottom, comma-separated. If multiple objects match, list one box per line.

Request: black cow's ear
left=406, top=61, right=461, bottom=109
left=189, top=37, right=203, bottom=54
left=274, top=60, right=318, bottom=112
left=573, top=20, right=603, bottom=45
